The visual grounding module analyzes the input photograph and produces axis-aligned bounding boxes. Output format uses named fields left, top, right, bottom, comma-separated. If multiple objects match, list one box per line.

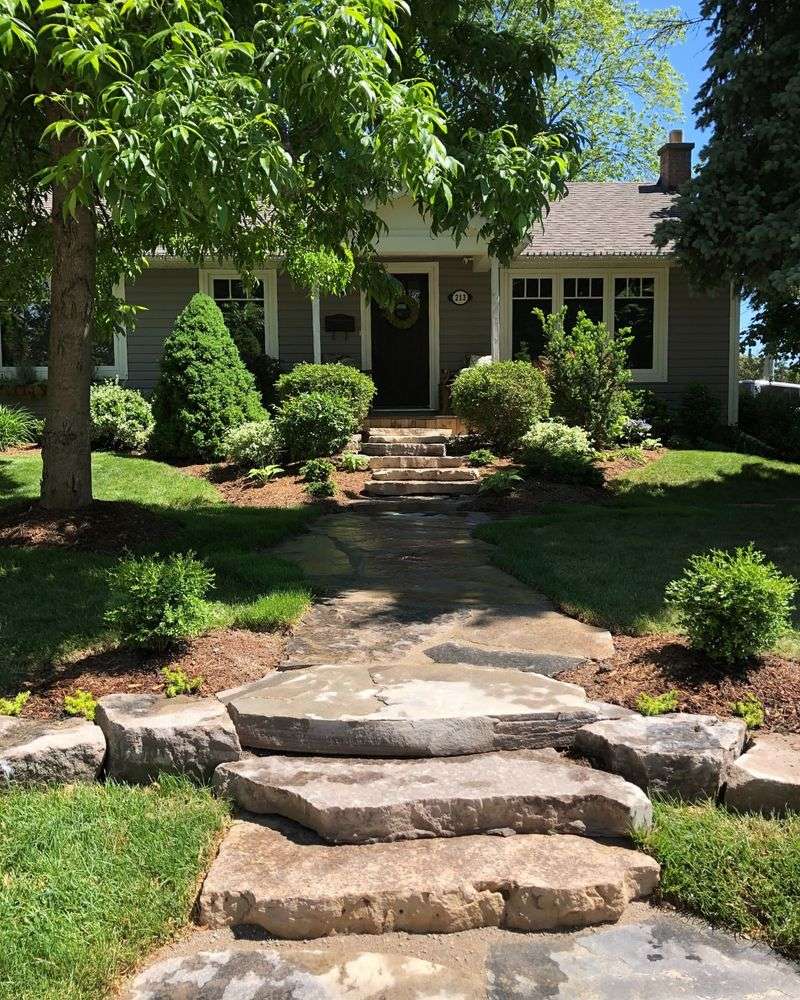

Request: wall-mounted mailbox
left=324, top=313, right=356, bottom=334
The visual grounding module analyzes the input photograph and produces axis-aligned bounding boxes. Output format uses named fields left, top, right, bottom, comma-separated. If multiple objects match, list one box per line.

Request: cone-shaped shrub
left=151, top=294, right=265, bottom=460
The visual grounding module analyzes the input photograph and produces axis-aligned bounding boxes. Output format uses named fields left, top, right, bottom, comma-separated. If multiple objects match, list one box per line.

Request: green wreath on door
left=381, top=291, right=421, bottom=330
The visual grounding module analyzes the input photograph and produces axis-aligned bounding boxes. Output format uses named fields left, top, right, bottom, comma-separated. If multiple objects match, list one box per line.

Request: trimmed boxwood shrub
left=450, top=361, right=550, bottom=452
left=275, top=391, right=357, bottom=462
left=150, top=294, right=265, bottom=461
left=224, top=418, right=282, bottom=468
left=665, top=545, right=797, bottom=664
left=518, top=420, right=601, bottom=484
left=90, top=381, right=154, bottom=453
left=275, top=363, right=376, bottom=423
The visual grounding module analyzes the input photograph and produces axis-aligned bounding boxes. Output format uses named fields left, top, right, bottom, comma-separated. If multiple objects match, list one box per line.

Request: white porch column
left=490, top=257, right=501, bottom=360
left=311, top=290, right=321, bottom=363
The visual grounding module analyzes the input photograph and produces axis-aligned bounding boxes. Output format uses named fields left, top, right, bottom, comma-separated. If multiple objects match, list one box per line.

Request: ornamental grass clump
left=666, top=545, right=797, bottom=664
left=0, top=404, right=38, bottom=450
left=105, top=552, right=214, bottom=651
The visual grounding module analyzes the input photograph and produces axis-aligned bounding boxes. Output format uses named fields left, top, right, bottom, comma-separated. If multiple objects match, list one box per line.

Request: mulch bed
left=558, top=633, right=800, bottom=735
left=0, top=499, right=176, bottom=552
left=21, top=629, right=284, bottom=722
left=185, top=462, right=371, bottom=508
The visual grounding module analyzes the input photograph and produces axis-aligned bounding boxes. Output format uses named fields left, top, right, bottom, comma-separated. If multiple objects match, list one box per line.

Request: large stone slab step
left=214, top=749, right=652, bottom=843
left=361, top=442, right=446, bottom=457
left=724, top=733, right=800, bottom=816
left=372, top=467, right=479, bottom=482
left=368, top=455, right=464, bottom=469
left=368, top=429, right=452, bottom=444
left=197, top=817, right=660, bottom=938
left=364, top=480, right=479, bottom=496
left=219, top=662, right=630, bottom=757
left=0, top=717, right=105, bottom=784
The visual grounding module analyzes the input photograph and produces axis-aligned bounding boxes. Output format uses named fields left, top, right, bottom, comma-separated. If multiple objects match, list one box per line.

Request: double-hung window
left=200, top=269, right=278, bottom=358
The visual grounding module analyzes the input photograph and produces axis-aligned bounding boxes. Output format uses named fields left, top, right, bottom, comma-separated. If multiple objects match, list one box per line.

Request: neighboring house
left=0, top=131, right=739, bottom=422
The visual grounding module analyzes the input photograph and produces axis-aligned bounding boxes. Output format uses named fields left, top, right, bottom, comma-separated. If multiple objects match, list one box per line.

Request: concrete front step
left=214, top=750, right=652, bottom=843
left=368, top=429, right=452, bottom=444
left=364, top=480, right=479, bottom=496
left=198, top=817, right=660, bottom=938
left=361, top=442, right=447, bottom=457
left=371, top=467, right=479, bottom=483
left=368, top=455, right=464, bottom=469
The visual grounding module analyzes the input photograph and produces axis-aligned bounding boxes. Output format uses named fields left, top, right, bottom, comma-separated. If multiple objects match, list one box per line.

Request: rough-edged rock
left=361, top=442, right=446, bottom=457
left=0, top=716, right=105, bottom=784
left=575, top=713, right=746, bottom=801
left=95, top=693, right=240, bottom=783
left=221, top=662, right=630, bottom=756
left=213, top=750, right=651, bottom=843
left=125, top=948, right=482, bottom=1000
left=197, top=817, right=659, bottom=938
left=364, top=480, right=479, bottom=496
left=725, top=733, right=800, bottom=815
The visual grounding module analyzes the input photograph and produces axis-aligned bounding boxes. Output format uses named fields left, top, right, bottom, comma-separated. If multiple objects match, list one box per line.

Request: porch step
left=368, top=455, right=464, bottom=470
left=364, top=479, right=479, bottom=496
left=368, top=429, right=452, bottom=444
left=372, top=467, right=479, bottom=483
left=213, top=750, right=652, bottom=844
left=197, top=817, right=660, bottom=938
left=361, top=442, right=446, bottom=457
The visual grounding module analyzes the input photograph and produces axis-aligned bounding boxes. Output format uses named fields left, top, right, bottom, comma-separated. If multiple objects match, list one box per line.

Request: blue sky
left=639, top=0, right=754, bottom=334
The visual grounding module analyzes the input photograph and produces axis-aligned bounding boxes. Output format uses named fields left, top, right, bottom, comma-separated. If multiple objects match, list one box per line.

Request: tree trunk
left=41, top=148, right=97, bottom=510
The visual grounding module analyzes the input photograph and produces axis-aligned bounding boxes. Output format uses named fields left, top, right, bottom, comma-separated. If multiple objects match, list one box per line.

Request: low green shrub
left=450, top=361, right=550, bottom=453
left=162, top=667, right=203, bottom=698
left=224, top=418, right=281, bottom=468
left=63, top=689, right=97, bottom=721
left=636, top=689, right=679, bottom=716
left=338, top=452, right=369, bottom=472
left=89, top=381, right=154, bottom=453
left=732, top=693, right=765, bottom=729
left=677, top=383, right=721, bottom=443
left=666, top=545, right=797, bottom=664
left=467, top=448, right=497, bottom=467
left=0, top=404, right=38, bottom=450
left=0, top=692, right=29, bottom=717
left=542, top=308, right=633, bottom=447
left=518, top=420, right=602, bottom=485
left=276, top=363, right=376, bottom=423
left=275, top=391, right=357, bottom=462
left=304, top=478, right=337, bottom=499
left=105, top=552, right=215, bottom=651
left=299, top=457, right=336, bottom=483
left=246, top=464, right=284, bottom=485
left=478, top=469, right=523, bottom=495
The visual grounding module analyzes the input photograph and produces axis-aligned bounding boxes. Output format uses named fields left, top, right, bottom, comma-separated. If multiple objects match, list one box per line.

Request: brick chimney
left=658, top=129, right=694, bottom=190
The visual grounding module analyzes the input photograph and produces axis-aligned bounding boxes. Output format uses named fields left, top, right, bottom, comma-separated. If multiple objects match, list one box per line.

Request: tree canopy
left=655, top=0, right=800, bottom=357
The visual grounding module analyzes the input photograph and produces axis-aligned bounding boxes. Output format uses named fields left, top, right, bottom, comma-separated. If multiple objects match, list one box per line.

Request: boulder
left=213, top=749, right=652, bottom=843
left=0, top=716, right=105, bottom=784
left=575, top=713, right=746, bottom=801
left=95, top=693, right=241, bottom=783
left=725, top=733, right=800, bottom=815
left=197, top=816, right=660, bottom=938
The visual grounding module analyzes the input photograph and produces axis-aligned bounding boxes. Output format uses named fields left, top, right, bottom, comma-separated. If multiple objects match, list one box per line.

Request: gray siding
left=276, top=274, right=313, bottom=366
left=320, top=290, right=361, bottom=365
left=634, top=268, right=731, bottom=413
left=126, top=268, right=198, bottom=391
left=437, top=259, right=491, bottom=372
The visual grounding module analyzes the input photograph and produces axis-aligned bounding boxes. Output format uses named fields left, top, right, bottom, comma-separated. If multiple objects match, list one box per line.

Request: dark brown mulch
left=0, top=499, right=176, bottom=553
left=22, top=629, right=285, bottom=722
left=559, top=633, right=800, bottom=734
left=596, top=447, right=665, bottom=482
left=186, top=462, right=370, bottom=508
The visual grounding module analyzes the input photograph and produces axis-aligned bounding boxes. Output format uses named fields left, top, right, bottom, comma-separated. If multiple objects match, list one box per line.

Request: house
left=0, top=131, right=739, bottom=423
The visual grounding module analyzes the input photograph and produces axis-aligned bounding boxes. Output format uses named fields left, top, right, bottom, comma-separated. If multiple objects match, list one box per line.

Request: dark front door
left=370, top=272, right=430, bottom=408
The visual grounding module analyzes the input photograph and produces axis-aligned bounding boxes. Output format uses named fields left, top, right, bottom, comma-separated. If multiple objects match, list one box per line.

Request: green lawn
left=0, top=453, right=315, bottom=688
left=477, top=450, right=800, bottom=653
left=635, top=801, right=800, bottom=959
left=0, top=780, right=228, bottom=1000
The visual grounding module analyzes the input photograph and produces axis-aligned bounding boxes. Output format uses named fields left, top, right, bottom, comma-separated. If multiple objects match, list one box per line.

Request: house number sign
left=448, top=289, right=472, bottom=305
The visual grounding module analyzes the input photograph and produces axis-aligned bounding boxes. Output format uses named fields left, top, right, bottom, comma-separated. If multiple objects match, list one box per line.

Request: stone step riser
left=368, top=455, right=464, bottom=469
left=368, top=431, right=452, bottom=444
left=361, top=442, right=447, bottom=457
left=372, top=468, right=479, bottom=483
left=365, top=480, right=479, bottom=496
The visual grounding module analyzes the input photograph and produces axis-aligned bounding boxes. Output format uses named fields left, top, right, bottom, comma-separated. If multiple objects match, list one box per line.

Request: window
left=511, top=276, right=552, bottom=359
left=563, top=276, right=604, bottom=330
left=1, top=300, right=118, bottom=376
left=202, top=269, right=278, bottom=358
left=614, top=277, right=655, bottom=371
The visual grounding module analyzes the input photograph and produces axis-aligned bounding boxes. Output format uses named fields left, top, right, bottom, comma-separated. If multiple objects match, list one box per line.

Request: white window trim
left=198, top=266, right=279, bottom=358
left=503, top=262, right=670, bottom=383
left=0, top=278, right=129, bottom=381
left=359, top=261, right=440, bottom=410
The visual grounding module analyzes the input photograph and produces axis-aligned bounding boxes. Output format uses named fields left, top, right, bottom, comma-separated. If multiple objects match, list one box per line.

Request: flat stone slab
left=486, top=912, right=800, bottom=999
left=221, top=662, right=630, bottom=756
left=197, top=816, right=659, bottom=938
left=214, top=750, right=651, bottom=843
left=126, top=948, right=481, bottom=1000
left=96, top=693, right=241, bottom=783
left=725, top=733, right=800, bottom=815
left=368, top=455, right=464, bottom=469
left=576, top=714, right=746, bottom=801
left=0, top=716, right=105, bottom=784
left=361, top=443, right=446, bottom=456
left=364, top=480, right=479, bottom=496
left=372, top=467, right=479, bottom=481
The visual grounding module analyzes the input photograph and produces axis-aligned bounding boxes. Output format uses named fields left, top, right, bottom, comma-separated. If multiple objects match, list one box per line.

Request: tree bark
left=41, top=138, right=97, bottom=510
